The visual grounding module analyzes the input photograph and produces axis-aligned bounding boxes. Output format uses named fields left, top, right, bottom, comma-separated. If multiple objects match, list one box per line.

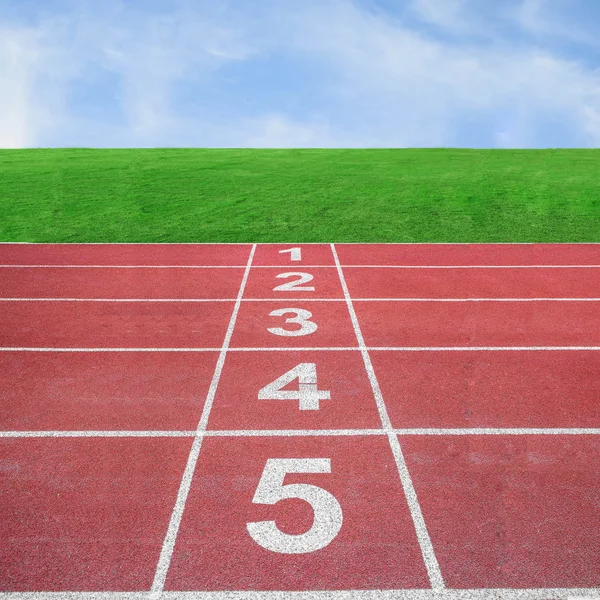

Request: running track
left=0, top=243, right=599, bottom=600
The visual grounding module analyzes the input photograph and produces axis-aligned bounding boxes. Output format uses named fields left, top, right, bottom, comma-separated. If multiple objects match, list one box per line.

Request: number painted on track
left=267, top=308, right=317, bottom=337
left=279, top=247, right=301, bottom=261
left=258, top=363, right=330, bottom=410
left=273, top=272, right=315, bottom=292
left=247, top=458, right=343, bottom=554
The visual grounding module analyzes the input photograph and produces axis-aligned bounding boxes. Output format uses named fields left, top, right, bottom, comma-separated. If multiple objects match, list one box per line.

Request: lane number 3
left=247, top=458, right=343, bottom=554
left=267, top=308, right=317, bottom=336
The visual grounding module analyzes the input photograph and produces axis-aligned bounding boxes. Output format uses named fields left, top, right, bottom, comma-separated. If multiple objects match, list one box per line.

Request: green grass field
left=1, top=148, right=598, bottom=242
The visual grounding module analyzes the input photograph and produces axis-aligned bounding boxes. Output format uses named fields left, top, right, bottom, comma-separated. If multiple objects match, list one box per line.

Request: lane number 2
left=267, top=308, right=317, bottom=336
left=247, top=458, right=343, bottom=554
left=273, top=272, right=315, bottom=292
left=258, top=363, right=330, bottom=410
left=279, top=247, right=301, bottom=262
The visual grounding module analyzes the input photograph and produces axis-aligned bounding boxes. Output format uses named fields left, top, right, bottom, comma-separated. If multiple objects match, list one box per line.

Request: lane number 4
left=258, top=363, right=330, bottom=410
left=247, top=458, right=343, bottom=554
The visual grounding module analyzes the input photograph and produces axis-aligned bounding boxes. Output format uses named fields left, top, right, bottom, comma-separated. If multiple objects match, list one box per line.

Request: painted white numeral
left=279, top=247, right=301, bottom=261
left=267, top=308, right=317, bottom=337
left=273, top=272, right=315, bottom=292
left=247, top=458, right=343, bottom=554
left=258, top=363, right=330, bottom=410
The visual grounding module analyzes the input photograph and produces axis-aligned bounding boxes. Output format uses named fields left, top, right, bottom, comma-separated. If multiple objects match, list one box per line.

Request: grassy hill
left=0, top=148, right=598, bottom=242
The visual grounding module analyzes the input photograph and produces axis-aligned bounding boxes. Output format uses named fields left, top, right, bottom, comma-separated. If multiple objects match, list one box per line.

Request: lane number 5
left=247, top=458, right=343, bottom=554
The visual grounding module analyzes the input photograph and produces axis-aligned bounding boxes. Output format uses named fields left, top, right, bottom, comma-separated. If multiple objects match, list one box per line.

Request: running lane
left=0, top=243, right=252, bottom=266
left=344, top=267, right=600, bottom=298
left=402, top=435, right=600, bottom=588
left=355, top=300, right=600, bottom=347
left=335, top=243, right=600, bottom=265
left=0, top=301, right=233, bottom=348
left=0, top=267, right=244, bottom=299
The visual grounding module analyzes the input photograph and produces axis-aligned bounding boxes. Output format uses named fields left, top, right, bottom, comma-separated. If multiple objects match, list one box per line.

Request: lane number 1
left=247, top=458, right=343, bottom=554
left=279, top=247, right=301, bottom=262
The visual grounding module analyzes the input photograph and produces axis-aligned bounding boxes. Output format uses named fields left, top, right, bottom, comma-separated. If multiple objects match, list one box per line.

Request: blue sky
left=1, top=0, right=599, bottom=148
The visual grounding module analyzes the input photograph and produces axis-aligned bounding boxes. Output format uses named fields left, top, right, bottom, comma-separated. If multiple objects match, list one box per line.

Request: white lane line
left=3, top=346, right=600, bottom=352
left=3, top=298, right=600, bottom=302
left=0, top=298, right=344, bottom=302
left=3, top=263, right=600, bottom=268
left=0, top=265, right=600, bottom=269
left=205, top=429, right=386, bottom=437
left=151, top=244, right=257, bottom=594
left=0, top=347, right=224, bottom=352
left=0, top=430, right=195, bottom=438
left=2, top=428, right=599, bottom=439
left=0, top=589, right=599, bottom=599
left=0, top=265, right=247, bottom=268
left=228, top=347, right=351, bottom=351
left=367, top=346, right=600, bottom=351
left=341, top=264, right=600, bottom=268
left=2, top=241, right=600, bottom=244
left=350, top=298, right=600, bottom=302
left=331, top=243, right=445, bottom=590
left=0, top=242, right=254, bottom=245
left=259, top=264, right=600, bottom=268
left=0, top=298, right=237, bottom=302
left=394, top=428, right=600, bottom=436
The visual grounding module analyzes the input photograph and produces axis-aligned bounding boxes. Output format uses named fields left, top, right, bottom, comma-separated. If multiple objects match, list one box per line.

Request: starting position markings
left=0, top=243, right=599, bottom=598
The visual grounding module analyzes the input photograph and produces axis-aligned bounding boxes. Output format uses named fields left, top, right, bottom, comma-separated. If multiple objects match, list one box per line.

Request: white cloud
left=0, top=2, right=259, bottom=147
left=272, top=0, right=600, bottom=147
left=514, top=0, right=600, bottom=48
left=74, top=4, right=259, bottom=145
left=581, top=105, right=600, bottom=146
left=0, top=0, right=599, bottom=147
left=408, top=0, right=468, bottom=31
left=240, top=114, right=335, bottom=148
left=0, top=27, right=40, bottom=147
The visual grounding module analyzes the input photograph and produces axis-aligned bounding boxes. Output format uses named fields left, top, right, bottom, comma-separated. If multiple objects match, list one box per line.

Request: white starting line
left=2, top=428, right=599, bottom=438
left=0, top=587, right=598, bottom=599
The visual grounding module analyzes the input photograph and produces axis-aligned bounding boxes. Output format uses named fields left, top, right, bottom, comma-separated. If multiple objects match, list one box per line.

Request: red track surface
left=0, top=243, right=599, bottom=598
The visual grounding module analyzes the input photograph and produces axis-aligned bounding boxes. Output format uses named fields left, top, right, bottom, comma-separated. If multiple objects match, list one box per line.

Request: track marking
left=367, top=346, right=600, bottom=351
left=0, top=265, right=248, bottom=268
left=3, top=243, right=600, bottom=594
left=151, top=244, right=256, bottom=594
left=0, top=347, right=225, bottom=352
left=3, top=346, right=600, bottom=352
left=4, top=298, right=600, bottom=302
left=351, top=298, right=600, bottom=302
left=331, top=243, right=445, bottom=590
left=3, top=239, right=600, bottom=241
left=0, top=298, right=238, bottom=302
left=3, top=264, right=600, bottom=268
left=0, top=430, right=196, bottom=438
left=0, top=590, right=599, bottom=599
left=206, top=428, right=385, bottom=436
left=394, top=428, right=600, bottom=435
left=2, top=428, right=599, bottom=438
left=339, top=264, right=600, bottom=268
